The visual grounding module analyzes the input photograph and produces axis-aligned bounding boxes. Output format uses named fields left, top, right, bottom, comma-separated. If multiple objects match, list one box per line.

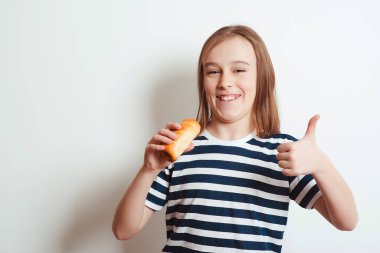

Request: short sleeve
left=274, top=133, right=322, bottom=209
left=145, top=165, right=172, bottom=211
left=288, top=174, right=322, bottom=209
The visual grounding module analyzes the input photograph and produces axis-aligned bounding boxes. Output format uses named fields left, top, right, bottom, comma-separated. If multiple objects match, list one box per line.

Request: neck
left=206, top=117, right=255, bottom=141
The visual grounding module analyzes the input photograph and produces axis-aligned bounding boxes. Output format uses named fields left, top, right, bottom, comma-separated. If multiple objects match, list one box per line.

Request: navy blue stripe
left=300, top=184, right=320, bottom=208
left=167, top=232, right=282, bottom=252
left=246, top=138, right=281, bottom=150
left=289, top=175, right=312, bottom=200
left=195, top=135, right=208, bottom=141
left=244, top=134, right=297, bottom=149
left=186, top=145, right=278, bottom=164
left=167, top=217, right=284, bottom=239
left=149, top=170, right=170, bottom=196
left=158, top=169, right=171, bottom=182
left=171, top=174, right=289, bottom=196
left=150, top=180, right=168, bottom=195
left=174, top=160, right=286, bottom=181
left=168, top=189, right=289, bottom=210
left=269, top=133, right=298, bottom=142
left=166, top=204, right=288, bottom=225
left=163, top=245, right=205, bottom=253
left=146, top=192, right=167, bottom=207
left=288, top=176, right=296, bottom=184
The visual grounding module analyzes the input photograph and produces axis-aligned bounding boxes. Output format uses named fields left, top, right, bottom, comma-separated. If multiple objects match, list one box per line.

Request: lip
left=216, top=94, right=241, bottom=101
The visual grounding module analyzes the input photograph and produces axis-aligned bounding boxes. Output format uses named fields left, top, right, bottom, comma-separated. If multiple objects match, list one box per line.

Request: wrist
left=140, top=164, right=161, bottom=177
left=312, top=150, right=334, bottom=178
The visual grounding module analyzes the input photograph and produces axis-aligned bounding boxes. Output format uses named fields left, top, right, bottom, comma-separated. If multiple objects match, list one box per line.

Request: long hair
left=196, top=25, right=280, bottom=138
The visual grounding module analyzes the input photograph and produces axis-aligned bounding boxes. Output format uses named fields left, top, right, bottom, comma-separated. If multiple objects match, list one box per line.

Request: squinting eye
left=235, top=69, right=246, bottom=73
left=206, top=70, right=220, bottom=75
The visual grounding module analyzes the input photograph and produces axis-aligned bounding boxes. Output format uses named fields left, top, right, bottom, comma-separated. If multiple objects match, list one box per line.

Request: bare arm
left=112, top=122, right=194, bottom=240
left=112, top=167, right=159, bottom=240
left=277, top=115, right=358, bottom=230
left=311, top=156, right=358, bottom=231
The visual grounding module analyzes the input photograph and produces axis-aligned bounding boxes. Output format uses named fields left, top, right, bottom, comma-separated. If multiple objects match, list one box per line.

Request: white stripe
left=167, top=196, right=288, bottom=217
left=252, top=135, right=294, bottom=144
left=294, top=180, right=316, bottom=205
left=165, top=237, right=279, bottom=253
left=169, top=225, right=283, bottom=246
left=170, top=182, right=289, bottom=203
left=289, top=175, right=304, bottom=192
left=173, top=167, right=289, bottom=188
left=145, top=199, right=162, bottom=211
left=148, top=187, right=166, bottom=200
left=166, top=211, right=286, bottom=232
left=240, top=142, right=278, bottom=155
left=306, top=190, right=323, bottom=209
left=177, top=153, right=281, bottom=172
left=156, top=175, right=169, bottom=188
left=196, top=134, right=294, bottom=145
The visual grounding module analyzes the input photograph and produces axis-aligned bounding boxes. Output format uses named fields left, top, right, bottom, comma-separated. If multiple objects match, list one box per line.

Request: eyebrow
left=204, top=61, right=251, bottom=67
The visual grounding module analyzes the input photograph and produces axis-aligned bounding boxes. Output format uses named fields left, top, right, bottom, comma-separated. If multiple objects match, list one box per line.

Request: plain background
left=1, top=0, right=379, bottom=252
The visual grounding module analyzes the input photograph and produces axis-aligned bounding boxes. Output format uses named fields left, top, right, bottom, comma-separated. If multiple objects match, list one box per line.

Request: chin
left=216, top=113, right=243, bottom=123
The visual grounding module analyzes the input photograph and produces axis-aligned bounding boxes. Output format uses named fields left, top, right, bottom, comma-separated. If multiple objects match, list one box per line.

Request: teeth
left=218, top=95, right=239, bottom=101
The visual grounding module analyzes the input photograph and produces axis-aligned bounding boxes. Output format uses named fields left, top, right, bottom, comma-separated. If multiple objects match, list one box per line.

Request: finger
left=153, top=134, right=173, bottom=145
left=146, top=143, right=165, bottom=151
left=278, top=160, right=291, bottom=169
left=276, top=152, right=290, bottom=161
left=165, top=122, right=182, bottom=131
left=184, top=143, right=195, bottom=153
left=282, top=168, right=295, bottom=177
left=159, top=128, right=178, bottom=140
left=304, top=114, right=320, bottom=138
left=277, top=143, right=291, bottom=153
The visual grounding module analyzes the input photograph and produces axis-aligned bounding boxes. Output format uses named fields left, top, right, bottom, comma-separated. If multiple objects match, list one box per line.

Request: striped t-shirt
left=145, top=130, right=322, bottom=253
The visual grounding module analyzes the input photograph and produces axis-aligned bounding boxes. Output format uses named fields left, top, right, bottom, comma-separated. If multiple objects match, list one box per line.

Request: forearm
left=112, top=166, right=159, bottom=239
left=312, top=153, right=358, bottom=230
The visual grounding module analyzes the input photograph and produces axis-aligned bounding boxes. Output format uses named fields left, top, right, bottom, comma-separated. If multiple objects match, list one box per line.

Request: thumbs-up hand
left=276, top=115, right=326, bottom=176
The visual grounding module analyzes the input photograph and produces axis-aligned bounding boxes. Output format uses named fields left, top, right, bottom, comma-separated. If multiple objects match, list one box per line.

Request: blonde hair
left=196, top=25, right=280, bottom=138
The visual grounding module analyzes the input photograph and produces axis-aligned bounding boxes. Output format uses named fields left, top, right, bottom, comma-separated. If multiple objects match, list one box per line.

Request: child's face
left=203, top=36, right=257, bottom=126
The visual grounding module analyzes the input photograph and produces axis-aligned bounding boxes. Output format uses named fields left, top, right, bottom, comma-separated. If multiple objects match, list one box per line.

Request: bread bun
left=164, top=119, right=201, bottom=161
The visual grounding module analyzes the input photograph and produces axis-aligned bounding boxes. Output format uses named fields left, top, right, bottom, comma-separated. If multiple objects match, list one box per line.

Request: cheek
left=204, top=80, right=215, bottom=96
left=240, top=79, right=257, bottom=97
left=248, top=72, right=257, bottom=90
left=237, top=70, right=256, bottom=89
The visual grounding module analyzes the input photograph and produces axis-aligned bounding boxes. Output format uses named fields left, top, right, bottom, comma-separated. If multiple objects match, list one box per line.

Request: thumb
left=304, top=114, right=320, bottom=139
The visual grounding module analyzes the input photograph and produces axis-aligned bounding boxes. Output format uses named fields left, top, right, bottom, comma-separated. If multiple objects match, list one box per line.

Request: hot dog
left=164, top=119, right=201, bottom=161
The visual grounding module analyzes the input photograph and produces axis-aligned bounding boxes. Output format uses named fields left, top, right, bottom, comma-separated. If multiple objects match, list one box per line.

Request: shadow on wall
left=121, top=60, right=198, bottom=252
left=60, top=60, right=197, bottom=253
left=59, top=169, right=124, bottom=253
left=59, top=161, right=168, bottom=253
left=148, top=61, right=199, bottom=128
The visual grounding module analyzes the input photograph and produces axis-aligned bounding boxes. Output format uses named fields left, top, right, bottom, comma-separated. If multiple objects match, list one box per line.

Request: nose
left=217, top=72, right=233, bottom=89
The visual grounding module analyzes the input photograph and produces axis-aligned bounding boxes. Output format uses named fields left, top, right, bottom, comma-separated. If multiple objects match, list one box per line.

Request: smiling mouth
left=216, top=94, right=241, bottom=101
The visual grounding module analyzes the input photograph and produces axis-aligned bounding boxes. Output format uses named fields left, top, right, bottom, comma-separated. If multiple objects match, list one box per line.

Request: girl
left=112, top=25, right=358, bottom=252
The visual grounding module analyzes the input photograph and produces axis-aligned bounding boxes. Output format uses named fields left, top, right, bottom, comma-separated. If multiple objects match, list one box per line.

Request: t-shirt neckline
left=202, top=129, right=257, bottom=144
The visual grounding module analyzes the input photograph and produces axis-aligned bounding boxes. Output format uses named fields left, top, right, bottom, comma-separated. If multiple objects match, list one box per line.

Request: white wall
left=1, top=0, right=379, bottom=252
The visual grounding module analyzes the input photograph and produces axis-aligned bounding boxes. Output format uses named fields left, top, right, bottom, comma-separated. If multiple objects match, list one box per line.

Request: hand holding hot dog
left=143, top=119, right=200, bottom=173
